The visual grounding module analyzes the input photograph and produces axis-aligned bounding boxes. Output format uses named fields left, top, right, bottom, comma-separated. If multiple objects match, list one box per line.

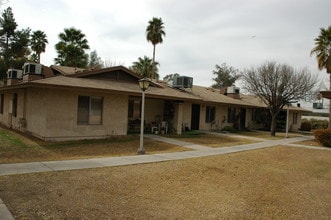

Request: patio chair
left=159, top=121, right=168, bottom=134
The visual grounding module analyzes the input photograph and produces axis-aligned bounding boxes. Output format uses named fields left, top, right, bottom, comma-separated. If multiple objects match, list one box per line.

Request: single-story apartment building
left=0, top=62, right=305, bottom=141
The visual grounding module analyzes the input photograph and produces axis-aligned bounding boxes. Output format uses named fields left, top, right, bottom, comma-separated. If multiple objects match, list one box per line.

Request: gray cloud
left=7, top=0, right=331, bottom=86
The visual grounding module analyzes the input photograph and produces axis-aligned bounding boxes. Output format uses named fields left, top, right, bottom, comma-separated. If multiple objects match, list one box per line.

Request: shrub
left=300, top=119, right=312, bottom=131
left=313, top=129, right=331, bottom=148
left=310, top=118, right=328, bottom=129
left=222, top=126, right=238, bottom=133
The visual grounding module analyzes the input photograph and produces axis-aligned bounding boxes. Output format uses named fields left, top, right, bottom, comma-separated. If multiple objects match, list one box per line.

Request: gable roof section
left=191, top=86, right=258, bottom=107
left=70, top=66, right=138, bottom=78
left=50, top=65, right=86, bottom=76
left=50, top=65, right=163, bottom=88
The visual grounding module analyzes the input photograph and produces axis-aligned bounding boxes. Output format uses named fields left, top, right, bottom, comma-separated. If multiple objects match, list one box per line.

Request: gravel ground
left=0, top=146, right=330, bottom=219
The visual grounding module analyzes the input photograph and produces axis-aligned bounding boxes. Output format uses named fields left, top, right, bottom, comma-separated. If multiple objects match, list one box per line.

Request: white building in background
left=300, top=98, right=329, bottom=121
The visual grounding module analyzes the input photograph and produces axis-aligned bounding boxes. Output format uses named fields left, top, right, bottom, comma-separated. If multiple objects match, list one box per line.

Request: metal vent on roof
left=7, top=69, right=23, bottom=79
left=23, top=63, right=42, bottom=75
left=172, top=76, right=193, bottom=89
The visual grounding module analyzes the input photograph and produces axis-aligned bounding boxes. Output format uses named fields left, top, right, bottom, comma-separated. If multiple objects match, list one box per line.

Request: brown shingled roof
left=29, top=76, right=203, bottom=101
left=50, top=65, right=86, bottom=75
left=190, top=85, right=258, bottom=107
left=240, top=94, right=310, bottom=112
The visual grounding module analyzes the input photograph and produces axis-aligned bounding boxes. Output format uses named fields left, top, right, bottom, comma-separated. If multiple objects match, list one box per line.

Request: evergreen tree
left=88, top=50, right=103, bottom=69
left=211, top=63, right=240, bottom=89
left=0, top=7, right=31, bottom=79
left=0, top=7, right=17, bottom=77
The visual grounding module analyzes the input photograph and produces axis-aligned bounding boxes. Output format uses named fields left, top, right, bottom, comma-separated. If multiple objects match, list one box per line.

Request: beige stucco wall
left=215, top=105, right=229, bottom=129
left=0, top=88, right=130, bottom=141
left=25, top=88, right=47, bottom=137
left=199, top=104, right=242, bottom=131
left=0, top=89, right=33, bottom=132
left=39, top=89, right=129, bottom=141
left=182, top=102, right=192, bottom=129
left=288, top=111, right=302, bottom=131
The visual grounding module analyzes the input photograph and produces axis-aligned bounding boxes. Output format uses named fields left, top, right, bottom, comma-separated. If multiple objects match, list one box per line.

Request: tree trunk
left=152, top=44, right=156, bottom=79
left=270, top=114, right=277, bottom=136
left=329, top=73, right=331, bottom=128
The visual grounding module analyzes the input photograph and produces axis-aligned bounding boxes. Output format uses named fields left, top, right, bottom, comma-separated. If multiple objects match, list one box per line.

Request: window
left=205, top=106, right=215, bottom=123
left=293, top=113, right=298, bottom=125
left=77, top=96, right=103, bottom=125
left=12, top=93, right=17, bottom=117
left=0, top=94, right=3, bottom=114
left=227, top=107, right=236, bottom=123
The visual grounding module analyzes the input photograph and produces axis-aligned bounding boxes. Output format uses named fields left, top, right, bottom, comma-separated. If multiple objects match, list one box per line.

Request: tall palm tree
left=55, top=27, right=90, bottom=68
left=30, top=30, right=48, bottom=64
left=311, top=25, right=331, bottom=127
left=146, top=17, right=165, bottom=80
left=130, top=56, right=159, bottom=78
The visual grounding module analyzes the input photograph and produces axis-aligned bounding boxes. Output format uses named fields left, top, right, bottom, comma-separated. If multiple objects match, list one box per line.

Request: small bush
left=222, top=126, right=238, bottom=133
left=300, top=120, right=312, bottom=131
left=313, top=129, right=331, bottom=148
left=300, top=118, right=328, bottom=131
left=310, top=118, right=328, bottom=130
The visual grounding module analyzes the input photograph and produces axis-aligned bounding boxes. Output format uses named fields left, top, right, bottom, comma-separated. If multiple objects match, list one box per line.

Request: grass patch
left=0, top=129, right=29, bottom=150
left=165, top=130, right=205, bottom=138
left=236, top=131, right=303, bottom=140
left=164, top=133, right=257, bottom=147
left=293, top=139, right=323, bottom=147
left=0, top=128, right=189, bottom=164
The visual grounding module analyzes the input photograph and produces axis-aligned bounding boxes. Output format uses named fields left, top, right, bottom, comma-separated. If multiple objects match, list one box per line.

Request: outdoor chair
left=159, top=121, right=168, bottom=134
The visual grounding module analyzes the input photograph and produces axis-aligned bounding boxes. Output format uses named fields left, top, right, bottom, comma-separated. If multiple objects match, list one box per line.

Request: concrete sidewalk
left=0, top=134, right=317, bottom=177
left=1, top=134, right=329, bottom=220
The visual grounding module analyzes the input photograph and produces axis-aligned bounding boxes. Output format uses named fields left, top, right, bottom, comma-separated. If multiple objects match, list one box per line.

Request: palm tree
left=130, top=56, right=159, bottom=78
left=311, top=25, right=331, bottom=127
left=30, top=30, right=48, bottom=63
left=55, top=27, right=90, bottom=68
left=146, top=17, right=165, bottom=80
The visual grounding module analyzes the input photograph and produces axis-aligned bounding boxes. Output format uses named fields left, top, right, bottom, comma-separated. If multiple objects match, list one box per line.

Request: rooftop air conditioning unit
left=7, top=69, right=23, bottom=79
left=313, top=102, right=323, bottom=109
left=23, top=63, right=42, bottom=75
left=227, top=86, right=240, bottom=94
left=172, top=76, right=193, bottom=89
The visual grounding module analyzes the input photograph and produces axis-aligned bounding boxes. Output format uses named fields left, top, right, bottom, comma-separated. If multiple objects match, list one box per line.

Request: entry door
left=191, top=104, right=200, bottom=130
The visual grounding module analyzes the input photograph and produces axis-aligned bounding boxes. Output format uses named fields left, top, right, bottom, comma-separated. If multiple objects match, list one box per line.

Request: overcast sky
left=4, top=0, right=331, bottom=86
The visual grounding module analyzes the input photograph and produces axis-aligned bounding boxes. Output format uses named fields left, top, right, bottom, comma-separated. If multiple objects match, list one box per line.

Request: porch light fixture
left=138, top=78, right=150, bottom=91
left=137, top=78, right=150, bottom=154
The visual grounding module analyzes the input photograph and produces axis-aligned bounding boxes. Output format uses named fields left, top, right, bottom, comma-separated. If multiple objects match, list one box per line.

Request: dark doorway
left=191, top=104, right=200, bottom=130
left=240, top=108, right=246, bottom=129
